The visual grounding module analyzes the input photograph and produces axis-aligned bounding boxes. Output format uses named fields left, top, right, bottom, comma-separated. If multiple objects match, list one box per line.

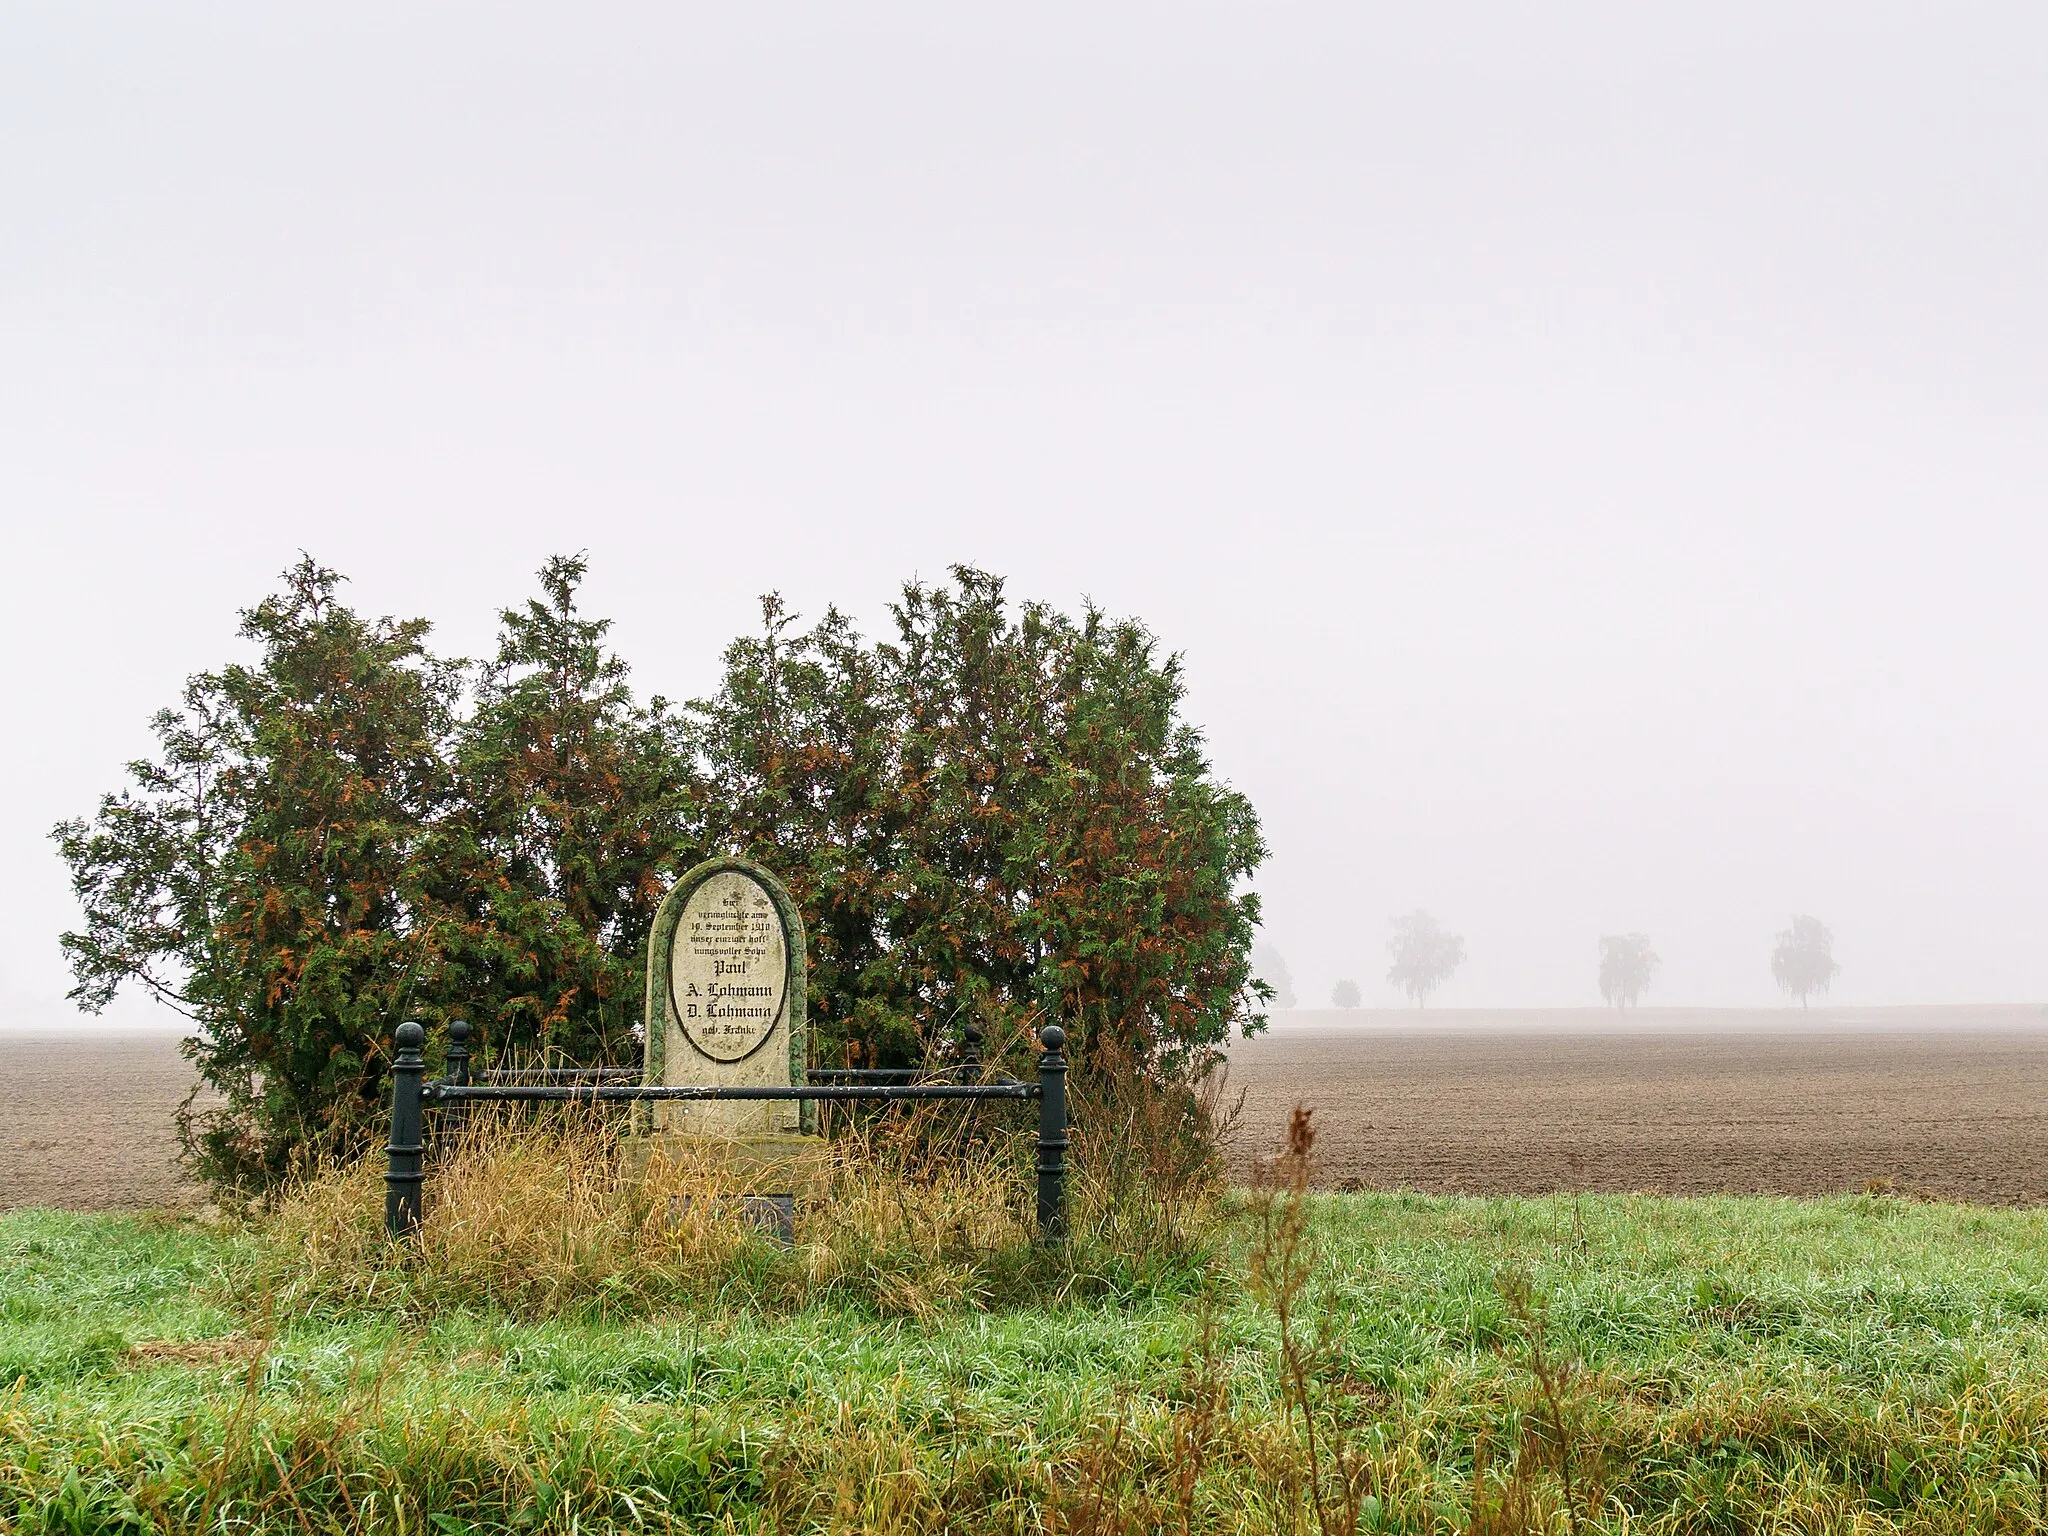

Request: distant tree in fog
left=1598, top=933, right=1660, bottom=1010
left=1331, top=978, right=1361, bottom=1009
left=1386, top=910, right=1464, bottom=1007
left=1252, top=942, right=1297, bottom=1009
left=1771, top=915, right=1839, bottom=1009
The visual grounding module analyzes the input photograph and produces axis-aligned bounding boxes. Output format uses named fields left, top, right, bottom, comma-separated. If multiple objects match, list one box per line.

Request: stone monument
left=628, top=856, right=824, bottom=1191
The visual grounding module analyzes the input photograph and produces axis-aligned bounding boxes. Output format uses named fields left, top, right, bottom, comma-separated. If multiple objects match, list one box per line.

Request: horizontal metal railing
left=434, top=1082, right=1036, bottom=1102
left=383, top=1019, right=1068, bottom=1244
left=474, top=1066, right=1012, bottom=1087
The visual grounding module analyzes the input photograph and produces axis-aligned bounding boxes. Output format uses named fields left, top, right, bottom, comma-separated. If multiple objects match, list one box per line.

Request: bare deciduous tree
left=1598, top=932, right=1659, bottom=1010
left=1771, top=914, right=1839, bottom=1009
left=1253, top=941, right=1297, bottom=1009
left=1386, top=911, right=1464, bottom=1008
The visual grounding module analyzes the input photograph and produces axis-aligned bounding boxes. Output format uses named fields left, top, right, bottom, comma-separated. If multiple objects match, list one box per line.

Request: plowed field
left=8, top=1009, right=2048, bottom=1208
left=0, top=1034, right=202, bottom=1211
left=1227, top=1008, right=2048, bottom=1202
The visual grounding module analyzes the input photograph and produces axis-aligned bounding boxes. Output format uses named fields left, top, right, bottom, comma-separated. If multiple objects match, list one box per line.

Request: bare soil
left=0, top=1033, right=203, bottom=1211
left=9, top=1010, right=2048, bottom=1209
left=1227, top=1008, right=2048, bottom=1202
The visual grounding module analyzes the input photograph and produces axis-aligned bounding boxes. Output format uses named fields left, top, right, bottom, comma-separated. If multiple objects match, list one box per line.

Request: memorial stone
left=629, top=856, right=822, bottom=1186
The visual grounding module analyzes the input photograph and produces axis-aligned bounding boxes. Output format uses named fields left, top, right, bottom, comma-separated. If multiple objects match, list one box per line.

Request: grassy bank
left=6, top=1181, right=2048, bottom=1532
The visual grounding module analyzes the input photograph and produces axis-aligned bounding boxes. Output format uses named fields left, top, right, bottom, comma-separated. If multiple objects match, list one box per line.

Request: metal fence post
left=1035, top=1024, right=1069, bottom=1241
left=444, top=1018, right=471, bottom=1142
left=385, top=1020, right=427, bottom=1238
left=956, top=1017, right=986, bottom=1150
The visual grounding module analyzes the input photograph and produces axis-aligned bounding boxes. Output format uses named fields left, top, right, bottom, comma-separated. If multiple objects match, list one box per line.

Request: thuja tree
left=694, top=568, right=1270, bottom=1073
left=688, top=596, right=908, bottom=1063
left=438, top=555, right=703, bottom=1065
left=58, top=559, right=1267, bottom=1189
left=54, top=557, right=698, bottom=1190
left=53, top=561, right=466, bottom=1188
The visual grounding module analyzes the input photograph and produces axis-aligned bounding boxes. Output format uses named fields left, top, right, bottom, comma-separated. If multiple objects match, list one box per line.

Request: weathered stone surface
left=669, top=868, right=788, bottom=1065
left=638, top=856, right=813, bottom=1143
left=620, top=1129, right=832, bottom=1198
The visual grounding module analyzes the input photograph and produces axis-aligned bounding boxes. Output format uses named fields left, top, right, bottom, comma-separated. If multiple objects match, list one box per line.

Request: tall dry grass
left=1067, top=1038, right=1239, bottom=1286
left=254, top=1040, right=1235, bottom=1322
left=256, top=1109, right=1062, bottom=1321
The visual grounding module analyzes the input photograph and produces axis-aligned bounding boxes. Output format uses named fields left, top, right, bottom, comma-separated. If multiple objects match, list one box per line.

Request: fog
left=4, top=4, right=2044, bottom=1028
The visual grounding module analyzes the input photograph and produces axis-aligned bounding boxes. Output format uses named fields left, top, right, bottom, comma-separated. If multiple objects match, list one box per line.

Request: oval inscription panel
left=668, top=870, right=789, bottom=1063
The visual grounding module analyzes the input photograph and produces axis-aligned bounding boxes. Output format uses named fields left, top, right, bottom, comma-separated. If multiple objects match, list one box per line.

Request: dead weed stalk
left=1246, top=1105, right=1379, bottom=1536
left=1465, top=1272, right=1610, bottom=1535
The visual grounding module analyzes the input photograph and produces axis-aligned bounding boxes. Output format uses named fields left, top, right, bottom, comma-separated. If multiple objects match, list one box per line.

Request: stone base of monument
left=622, top=1131, right=831, bottom=1245
left=629, top=857, right=823, bottom=1244
left=622, top=1130, right=830, bottom=1188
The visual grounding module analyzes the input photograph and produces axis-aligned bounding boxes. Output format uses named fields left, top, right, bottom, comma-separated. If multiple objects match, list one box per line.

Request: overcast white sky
left=4, top=3, right=2044, bottom=1027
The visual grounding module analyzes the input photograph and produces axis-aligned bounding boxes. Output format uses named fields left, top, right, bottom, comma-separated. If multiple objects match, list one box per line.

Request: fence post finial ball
left=448, top=1018, right=469, bottom=1044
left=396, top=1021, right=426, bottom=1051
left=1040, top=1024, right=1066, bottom=1052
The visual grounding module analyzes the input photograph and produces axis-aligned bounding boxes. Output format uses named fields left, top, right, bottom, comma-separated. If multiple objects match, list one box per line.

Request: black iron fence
left=383, top=1020, right=1070, bottom=1242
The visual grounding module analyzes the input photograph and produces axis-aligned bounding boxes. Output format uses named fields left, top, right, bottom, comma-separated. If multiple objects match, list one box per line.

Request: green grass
left=6, top=1192, right=2048, bottom=1532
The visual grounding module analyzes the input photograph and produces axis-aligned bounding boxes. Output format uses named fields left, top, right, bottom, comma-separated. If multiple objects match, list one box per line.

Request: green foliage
left=437, top=553, right=703, bottom=1066
left=52, top=557, right=693, bottom=1191
left=53, top=560, right=465, bottom=1190
left=55, top=559, right=1267, bottom=1189
left=695, top=569, right=1269, bottom=1072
